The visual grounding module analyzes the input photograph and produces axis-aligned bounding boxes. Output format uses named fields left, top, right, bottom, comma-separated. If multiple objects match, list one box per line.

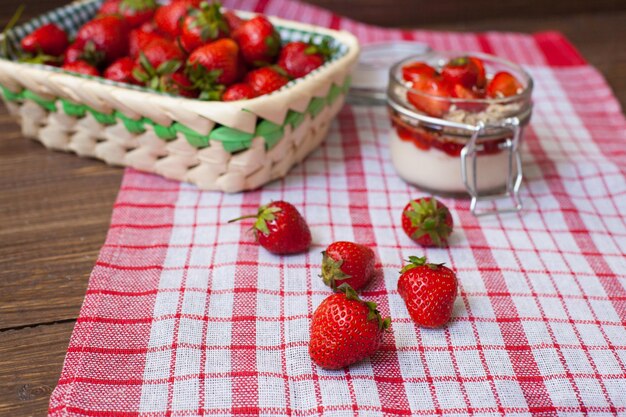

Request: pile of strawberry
left=231, top=196, right=458, bottom=369
left=402, top=55, right=523, bottom=117
left=18, top=0, right=332, bottom=101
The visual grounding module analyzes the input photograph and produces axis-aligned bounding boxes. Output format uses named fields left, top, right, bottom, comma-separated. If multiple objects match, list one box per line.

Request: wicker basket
left=0, top=0, right=359, bottom=192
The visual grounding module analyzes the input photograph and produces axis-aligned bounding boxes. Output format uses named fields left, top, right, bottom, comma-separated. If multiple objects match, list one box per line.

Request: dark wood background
left=1, top=1, right=625, bottom=416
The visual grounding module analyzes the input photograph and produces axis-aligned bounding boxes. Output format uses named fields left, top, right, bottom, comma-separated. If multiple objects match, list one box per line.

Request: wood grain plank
left=0, top=322, right=74, bottom=417
left=0, top=111, right=122, bottom=329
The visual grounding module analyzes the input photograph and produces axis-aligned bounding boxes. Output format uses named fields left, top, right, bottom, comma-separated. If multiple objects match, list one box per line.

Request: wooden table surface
left=1, top=1, right=625, bottom=415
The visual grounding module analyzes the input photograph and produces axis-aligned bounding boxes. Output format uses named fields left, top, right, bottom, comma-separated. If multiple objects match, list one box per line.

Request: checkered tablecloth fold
left=48, top=0, right=626, bottom=416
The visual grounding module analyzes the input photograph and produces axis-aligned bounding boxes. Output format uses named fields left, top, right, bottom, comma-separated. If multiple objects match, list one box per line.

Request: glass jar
left=387, top=51, right=533, bottom=216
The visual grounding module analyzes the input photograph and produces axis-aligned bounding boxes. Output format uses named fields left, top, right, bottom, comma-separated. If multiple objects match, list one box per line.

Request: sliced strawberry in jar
left=441, top=56, right=481, bottom=90
left=487, top=71, right=522, bottom=98
left=450, top=84, right=487, bottom=112
left=407, top=77, right=451, bottom=118
left=402, top=62, right=437, bottom=84
left=468, top=56, right=486, bottom=88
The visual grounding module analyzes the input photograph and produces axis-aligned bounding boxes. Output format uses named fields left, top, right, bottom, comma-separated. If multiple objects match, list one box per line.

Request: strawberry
left=180, top=1, right=229, bottom=53
left=98, top=0, right=122, bottom=16
left=468, top=56, right=486, bottom=89
left=233, top=15, right=281, bottom=66
left=187, top=38, right=241, bottom=99
left=134, top=38, right=185, bottom=92
left=401, top=197, right=453, bottom=247
left=228, top=200, right=311, bottom=255
left=137, top=38, right=184, bottom=71
left=104, top=57, right=141, bottom=85
left=397, top=256, right=458, bottom=328
left=278, top=41, right=330, bottom=79
left=223, top=9, right=246, bottom=32
left=63, top=42, right=85, bottom=65
left=154, top=0, right=194, bottom=38
left=99, top=0, right=157, bottom=28
left=129, top=28, right=167, bottom=59
left=309, top=284, right=390, bottom=369
left=487, top=71, right=522, bottom=98
left=402, top=61, right=437, bottom=84
left=441, top=56, right=482, bottom=90
left=244, top=67, right=289, bottom=96
left=449, top=83, right=487, bottom=112
left=62, top=61, right=100, bottom=77
left=321, top=241, right=376, bottom=292
left=74, top=15, right=130, bottom=66
left=222, top=83, right=256, bottom=101
left=407, top=76, right=450, bottom=117
left=20, top=23, right=69, bottom=57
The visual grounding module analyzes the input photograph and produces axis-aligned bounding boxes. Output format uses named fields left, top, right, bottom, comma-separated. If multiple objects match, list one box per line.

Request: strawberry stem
left=227, top=204, right=281, bottom=236
left=400, top=256, right=445, bottom=273
left=227, top=214, right=259, bottom=223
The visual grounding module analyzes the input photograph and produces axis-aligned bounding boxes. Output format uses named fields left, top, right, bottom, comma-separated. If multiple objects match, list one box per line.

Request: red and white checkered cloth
left=48, top=1, right=626, bottom=416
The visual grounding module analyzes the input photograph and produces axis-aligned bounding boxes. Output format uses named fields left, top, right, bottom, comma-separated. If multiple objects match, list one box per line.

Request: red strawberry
left=397, top=256, right=458, bottom=328
left=244, top=67, right=289, bottom=96
left=187, top=38, right=241, bottom=99
left=119, top=0, right=158, bottom=27
left=180, top=1, right=229, bottom=53
left=138, top=38, right=184, bottom=71
left=62, top=61, right=100, bottom=77
left=402, top=61, right=437, bottom=84
left=487, top=71, right=522, bottom=98
left=407, top=76, right=450, bottom=118
left=222, top=83, right=256, bottom=101
left=98, top=0, right=122, bottom=16
left=468, top=56, right=486, bottom=89
left=441, top=56, right=482, bottom=90
left=139, top=20, right=159, bottom=33
left=63, top=42, right=85, bottom=64
left=401, top=197, right=453, bottom=247
left=154, top=0, right=194, bottom=38
left=449, top=84, right=487, bottom=112
left=228, top=201, right=311, bottom=255
left=321, top=241, right=376, bottom=292
left=233, top=15, right=281, bottom=66
left=20, top=23, right=69, bottom=57
left=134, top=38, right=185, bottom=91
left=74, top=15, right=130, bottom=66
left=129, top=28, right=167, bottom=59
left=99, top=0, right=157, bottom=27
left=223, top=9, right=246, bottom=32
left=278, top=41, right=329, bottom=79
left=309, top=284, right=390, bottom=369
left=104, top=57, right=141, bottom=85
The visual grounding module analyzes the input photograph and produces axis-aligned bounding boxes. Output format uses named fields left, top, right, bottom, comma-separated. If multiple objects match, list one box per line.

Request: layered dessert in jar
left=387, top=52, right=533, bottom=196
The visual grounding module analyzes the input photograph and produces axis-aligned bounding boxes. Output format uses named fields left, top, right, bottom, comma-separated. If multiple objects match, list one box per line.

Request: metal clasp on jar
left=461, top=117, right=524, bottom=216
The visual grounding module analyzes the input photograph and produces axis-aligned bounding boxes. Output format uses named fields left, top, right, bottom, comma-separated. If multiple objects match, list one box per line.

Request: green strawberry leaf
left=404, top=198, right=452, bottom=247
left=156, top=59, right=182, bottom=76
left=320, top=251, right=351, bottom=290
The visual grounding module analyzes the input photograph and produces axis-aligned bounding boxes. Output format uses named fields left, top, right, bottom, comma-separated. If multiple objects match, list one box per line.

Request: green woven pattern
left=1, top=75, right=351, bottom=152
